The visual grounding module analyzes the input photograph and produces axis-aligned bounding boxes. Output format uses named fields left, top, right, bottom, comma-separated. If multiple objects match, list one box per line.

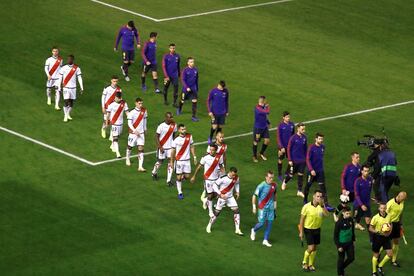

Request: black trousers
left=379, top=176, right=396, bottom=202
left=337, top=243, right=354, bottom=275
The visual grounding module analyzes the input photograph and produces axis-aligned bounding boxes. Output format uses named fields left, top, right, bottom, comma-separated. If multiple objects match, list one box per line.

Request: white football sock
left=113, top=141, right=119, bottom=153
left=152, top=161, right=161, bottom=174
left=167, top=163, right=173, bottom=182
left=234, top=213, right=240, bottom=231
left=126, top=148, right=131, bottom=159
left=207, top=200, right=213, bottom=215
left=55, top=90, right=60, bottom=106
left=138, top=152, right=144, bottom=168
left=176, top=180, right=182, bottom=194
left=46, top=88, right=51, bottom=98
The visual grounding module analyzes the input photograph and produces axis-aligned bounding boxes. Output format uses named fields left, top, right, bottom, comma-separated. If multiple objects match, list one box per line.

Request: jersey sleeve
left=124, top=102, right=129, bottom=111
left=370, top=215, right=377, bottom=227
left=156, top=124, right=162, bottom=134
left=190, top=135, right=194, bottom=145
left=171, top=139, right=176, bottom=149
left=44, top=59, right=50, bottom=76
left=235, top=179, right=240, bottom=193
left=301, top=204, right=308, bottom=216
left=199, top=156, right=206, bottom=165
left=254, top=184, right=261, bottom=196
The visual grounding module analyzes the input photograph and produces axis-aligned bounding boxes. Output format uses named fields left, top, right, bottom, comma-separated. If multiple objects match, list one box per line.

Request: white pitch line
left=0, top=126, right=95, bottom=166
left=156, top=0, right=294, bottom=22
left=90, top=0, right=293, bottom=23
left=90, top=0, right=159, bottom=22
left=93, top=99, right=414, bottom=166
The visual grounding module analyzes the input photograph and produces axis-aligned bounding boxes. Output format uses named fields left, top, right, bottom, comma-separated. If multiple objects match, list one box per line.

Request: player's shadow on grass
left=0, top=181, right=152, bottom=272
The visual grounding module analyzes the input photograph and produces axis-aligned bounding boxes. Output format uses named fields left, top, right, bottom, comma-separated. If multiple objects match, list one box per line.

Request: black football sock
left=192, top=102, right=197, bottom=117
left=141, top=76, right=145, bottom=85
left=253, top=144, right=258, bottom=157
left=277, top=162, right=283, bottom=176
left=298, top=175, right=304, bottom=191
left=153, top=78, right=159, bottom=89
left=122, top=63, right=129, bottom=76
left=209, top=127, right=215, bottom=140
left=260, top=144, right=268, bottom=155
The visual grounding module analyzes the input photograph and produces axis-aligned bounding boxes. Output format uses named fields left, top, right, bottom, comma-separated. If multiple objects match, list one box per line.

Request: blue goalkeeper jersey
left=254, top=181, right=276, bottom=209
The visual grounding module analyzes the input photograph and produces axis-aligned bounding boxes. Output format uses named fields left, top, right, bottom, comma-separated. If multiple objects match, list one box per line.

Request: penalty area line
left=93, top=99, right=414, bottom=166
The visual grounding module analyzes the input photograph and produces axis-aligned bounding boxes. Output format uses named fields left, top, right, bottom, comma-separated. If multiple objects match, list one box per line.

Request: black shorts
left=142, top=63, right=157, bottom=73
left=348, top=192, right=355, bottom=203
left=287, top=162, right=306, bottom=175
left=253, top=127, right=270, bottom=140
left=355, top=205, right=371, bottom=220
left=122, top=50, right=135, bottom=62
left=211, top=114, right=226, bottom=125
left=181, top=90, right=198, bottom=101
left=304, top=228, right=321, bottom=245
left=390, top=222, right=401, bottom=239
left=308, top=171, right=325, bottom=183
left=372, top=234, right=392, bottom=253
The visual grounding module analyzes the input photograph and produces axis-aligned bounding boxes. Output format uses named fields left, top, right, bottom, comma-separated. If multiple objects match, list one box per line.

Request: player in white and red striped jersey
left=191, top=144, right=225, bottom=217
left=44, top=46, right=63, bottom=110
left=57, top=55, right=84, bottom=122
left=171, top=124, right=196, bottom=200
left=151, top=112, right=177, bottom=185
left=202, top=131, right=228, bottom=207
left=126, top=97, right=147, bottom=171
left=206, top=167, right=243, bottom=235
left=101, top=76, right=122, bottom=139
left=106, top=92, right=129, bottom=158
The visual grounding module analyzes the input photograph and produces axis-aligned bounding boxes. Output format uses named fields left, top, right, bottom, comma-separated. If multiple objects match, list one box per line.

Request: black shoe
left=391, top=261, right=400, bottom=268
left=377, top=267, right=384, bottom=276
left=167, top=181, right=173, bottom=187
left=152, top=174, right=158, bottom=181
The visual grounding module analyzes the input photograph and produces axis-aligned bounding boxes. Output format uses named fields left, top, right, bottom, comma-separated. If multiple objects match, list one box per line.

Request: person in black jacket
left=334, top=206, right=355, bottom=276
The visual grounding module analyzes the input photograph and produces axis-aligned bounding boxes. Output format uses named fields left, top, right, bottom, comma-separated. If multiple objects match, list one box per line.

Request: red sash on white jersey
left=129, top=108, right=146, bottom=133
left=110, top=101, right=125, bottom=125
left=220, top=176, right=238, bottom=195
left=204, top=155, right=221, bottom=180
left=175, top=134, right=191, bottom=161
left=104, top=87, right=121, bottom=109
left=159, top=123, right=175, bottom=147
left=258, top=182, right=277, bottom=209
left=216, top=143, right=227, bottom=157
left=49, top=57, right=62, bottom=76
left=63, top=65, right=78, bottom=87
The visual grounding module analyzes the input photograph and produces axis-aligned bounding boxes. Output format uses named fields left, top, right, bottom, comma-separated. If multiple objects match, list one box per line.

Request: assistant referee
left=299, top=190, right=329, bottom=272
left=386, top=191, right=407, bottom=267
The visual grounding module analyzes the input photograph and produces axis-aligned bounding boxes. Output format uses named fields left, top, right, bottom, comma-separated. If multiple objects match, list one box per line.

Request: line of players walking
left=43, top=20, right=406, bottom=276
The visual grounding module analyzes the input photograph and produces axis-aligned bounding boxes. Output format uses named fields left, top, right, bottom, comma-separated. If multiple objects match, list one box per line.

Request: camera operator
left=365, top=140, right=382, bottom=202
left=378, top=142, right=398, bottom=202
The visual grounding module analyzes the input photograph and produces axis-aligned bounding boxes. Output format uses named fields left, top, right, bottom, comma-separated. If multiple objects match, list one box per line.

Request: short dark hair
left=342, top=206, right=351, bottom=212
left=379, top=202, right=387, bottom=206
left=150, top=32, right=157, bottom=38
left=282, top=111, right=290, bottom=117
left=127, top=21, right=135, bottom=28
left=219, top=80, right=226, bottom=87
left=314, top=189, right=323, bottom=194
left=135, top=97, right=143, bottom=102
left=229, top=167, right=238, bottom=173
left=351, top=151, right=359, bottom=156
left=52, top=46, right=59, bottom=50
left=178, top=123, right=185, bottom=129
left=165, top=111, right=173, bottom=117
left=111, top=75, right=119, bottom=80
left=210, top=144, right=218, bottom=151
left=266, top=170, right=274, bottom=176
left=315, top=132, right=324, bottom=138
left=259, top=95, right=266, bottom=100
left=361, top=164, right=370, bottom=171
left=169, top=43, right=176, bottom=47
left=297, top=122, right=305, bottom=128
left=116, top=92, right=122, bottom=98
left=68, top=54, right=75, bottom=59
left=187, top=57, right=194, bottom=61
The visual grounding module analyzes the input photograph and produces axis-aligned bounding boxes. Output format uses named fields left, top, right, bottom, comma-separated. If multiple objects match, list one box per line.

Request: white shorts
left=204, top=179, right=217, bottom=194
left=46, top=79, right=59, bottom=89
left=216, top=197, right=238, bottom=210
left=157, top=148, right=172, bottom=160
left=111, top=125, right=123, bottom=137
left=128, top=133, right=145, bottom=147
left=175, top=160, right=191, bottom=175
left=63, top=87, right=76, bottom=100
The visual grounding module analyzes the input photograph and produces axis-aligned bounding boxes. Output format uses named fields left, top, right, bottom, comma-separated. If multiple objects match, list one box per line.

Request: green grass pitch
left=0, top=0, right=413, bottom=274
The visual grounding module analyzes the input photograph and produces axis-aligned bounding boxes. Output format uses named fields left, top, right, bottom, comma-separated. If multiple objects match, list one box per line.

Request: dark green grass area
left=0, top=0, right=413, bottom=275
